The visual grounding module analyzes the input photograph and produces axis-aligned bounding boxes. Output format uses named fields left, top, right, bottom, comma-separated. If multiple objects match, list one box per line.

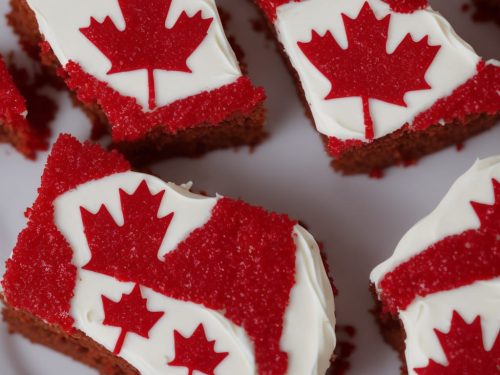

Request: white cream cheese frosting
left=53, top=172, right=336, bottom=374
left=274, top=0, right=481, bottom=141
left=370, top=156, right=500, bottom=374
left=26, top=0, right=242, bottom=111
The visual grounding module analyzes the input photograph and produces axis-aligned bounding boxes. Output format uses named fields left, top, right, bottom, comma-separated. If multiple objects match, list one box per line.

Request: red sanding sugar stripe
left=255, top=0, right=428, bottom=22
left=61, top=62, right=265, bottom=142
left=383, top=0, right=428, bottom=13
left=2, top=134, right=131, bottom=330
left=378, top=179, right=500, bottom=314
left=412, top=62, right=500, bottom=130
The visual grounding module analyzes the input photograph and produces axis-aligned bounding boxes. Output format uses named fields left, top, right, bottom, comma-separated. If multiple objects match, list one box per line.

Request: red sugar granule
left=60, top=61, right=265, bottom=142
left=2, top=134, right=130, bottom=330
left=0, top=56, right=25, bottom=118
left=253, top=0, right=300, bottom=21
left=382, top=0, right=428, bottom=13
left=81, top=182, right=298, bottom=374
left=379, top=179, right=500, bottom=314
left=369, top=168, right=384, bottom=179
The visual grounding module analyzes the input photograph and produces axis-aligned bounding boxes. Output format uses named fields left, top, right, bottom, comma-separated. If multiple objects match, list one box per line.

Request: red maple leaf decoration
left=80, top=0, right=213, bottom=110
left=297, top=2, right=440, bottom=140
left=379, top=179, right=500, bottom=314
left=415, top=311, right=500, bottom=374
left=81, top=180, right=174, bottom=276
left=168, top=324, right=229, bottom=375
left=102, top=284, right=164, bottom=354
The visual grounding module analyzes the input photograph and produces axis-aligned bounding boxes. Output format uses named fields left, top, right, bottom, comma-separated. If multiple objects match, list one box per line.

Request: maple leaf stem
left=147, top=68, right=156, bottom=110
left=113, top=329, right=127, bottom=355
left=362, top=96, right=374, bottom=140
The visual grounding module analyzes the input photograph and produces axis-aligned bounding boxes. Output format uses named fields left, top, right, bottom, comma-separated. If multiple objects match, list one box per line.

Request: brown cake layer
left=370, top=284, right=408, bottom=375
left=2, top=301, right=139, bottom=375
left=8, top=0, right=266, bottom=165
left=330, top=114, right=499, bottom=174
left=252, top=2, right=499, bottom=175
left=473, top=0, right=500, bottom=24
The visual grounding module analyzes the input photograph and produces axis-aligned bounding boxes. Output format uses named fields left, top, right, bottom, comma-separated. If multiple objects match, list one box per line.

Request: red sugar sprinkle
left=403, top=159, right=417, bottom=167
left=379, top=179, right=500, bottom=314
left=253, top=0, right=301, bottom=21
left=369, top=168, right=384, bottom=179
left=2, top=134, right=131, bottom=331
left=59, top=61, right=264, bottom=142
left=0, top=56, right=25, bottom=118
left=382, top=0, right=428, bottom=13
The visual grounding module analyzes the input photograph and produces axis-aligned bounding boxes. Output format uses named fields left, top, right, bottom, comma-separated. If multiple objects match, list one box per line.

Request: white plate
left=0, top=0, right=498, bottom=374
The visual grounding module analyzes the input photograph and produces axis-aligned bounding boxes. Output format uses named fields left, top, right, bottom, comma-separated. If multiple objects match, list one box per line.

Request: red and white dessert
left=10, top=0, right=266, bottom=162
left=1, top=134, right=336, bottom=374
left=371, top=156, right=500, bottom=374
left=254, top=0, right=500, bottom=173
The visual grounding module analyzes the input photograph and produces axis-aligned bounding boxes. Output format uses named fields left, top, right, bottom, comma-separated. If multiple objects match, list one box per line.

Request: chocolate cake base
left=473, top=0, right=500, bottom=24
left=252, top=2, right=499, bottom=175
left=331, top=114, right=499, bottom=174
left=8, top=0, right=267, bottom=165
left=0, top=121, right=26, bottom=155
left=2, top=301, right=139, bottom=375
left=370, top=285, right=408, bottom=375
left=0, top=118, right=41, bottom=159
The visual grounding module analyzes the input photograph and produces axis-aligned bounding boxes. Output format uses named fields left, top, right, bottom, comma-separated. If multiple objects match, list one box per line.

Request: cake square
left=253, top=0, right=500, bottom=174
left=8, top=0, right=266, bottom=164
left=371, top=156, right=500, bottom=374
left=0, top=54, right=49, bottom=158
left=1, top=134, right=337, bottom=374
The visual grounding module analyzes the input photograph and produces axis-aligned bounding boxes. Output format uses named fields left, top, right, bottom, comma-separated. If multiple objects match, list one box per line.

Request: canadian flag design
left=258, top=0, right=499, bottom=153
left=2, top=135, right=336, bottom=375
left=25, top=0, right=264, bottom=141
left=371, top=157, right=500, bottom=375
